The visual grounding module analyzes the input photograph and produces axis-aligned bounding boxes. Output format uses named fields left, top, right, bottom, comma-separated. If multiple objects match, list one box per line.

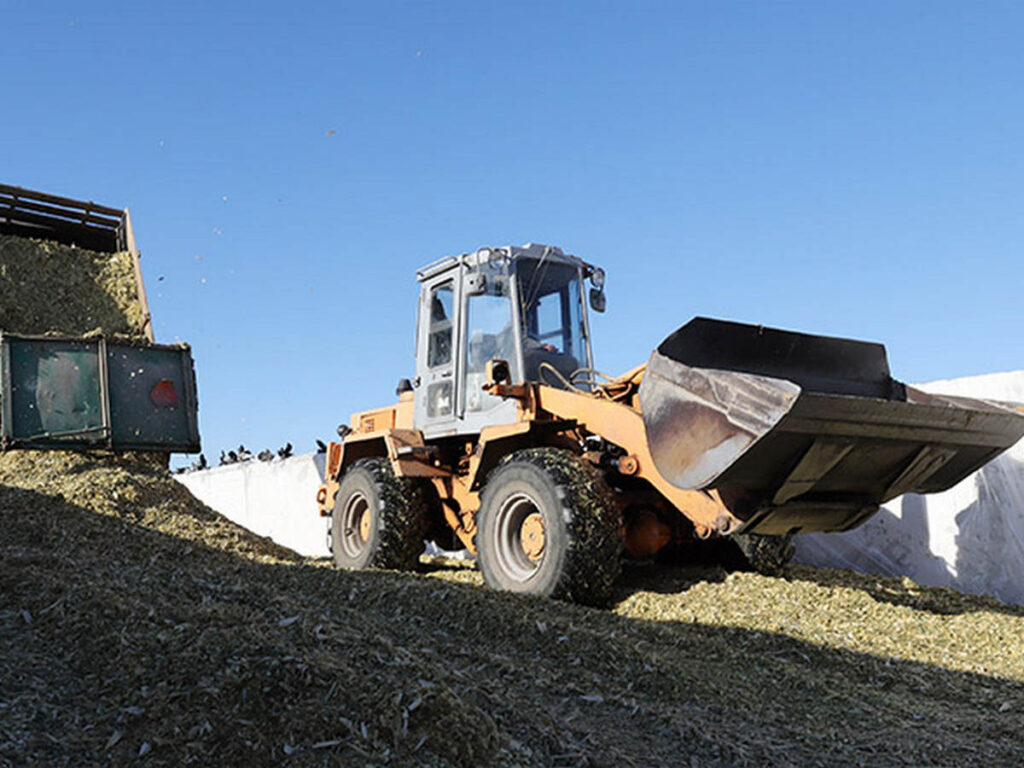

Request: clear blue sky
left=4, top=1, right=1023, bottom=465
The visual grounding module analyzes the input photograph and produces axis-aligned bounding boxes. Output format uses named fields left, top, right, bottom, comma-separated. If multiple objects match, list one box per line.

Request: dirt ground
left=2, top=451, right=1022, bottom=767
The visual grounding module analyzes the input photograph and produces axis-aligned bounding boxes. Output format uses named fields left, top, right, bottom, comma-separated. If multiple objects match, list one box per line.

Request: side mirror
left=589, top=287, right=606, bottom=313
left=485, top=358, right=511, bottom=387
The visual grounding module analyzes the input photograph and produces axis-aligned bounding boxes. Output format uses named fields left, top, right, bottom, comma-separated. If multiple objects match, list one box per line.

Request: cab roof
left=416, top=243, right=594, bottom=282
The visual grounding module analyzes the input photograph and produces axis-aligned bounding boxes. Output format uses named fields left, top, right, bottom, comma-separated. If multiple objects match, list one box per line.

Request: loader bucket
left=639, top=317, right=1024, bottom=535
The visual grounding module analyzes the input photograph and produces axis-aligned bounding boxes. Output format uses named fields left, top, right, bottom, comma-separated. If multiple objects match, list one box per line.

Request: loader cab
left=413, top=244, right=598, bottom=438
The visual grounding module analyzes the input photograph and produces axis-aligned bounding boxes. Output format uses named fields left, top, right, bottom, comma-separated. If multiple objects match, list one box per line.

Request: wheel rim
left=494, top=491, right=545, bottom=582
left=340, top=491, right=371, bottom=560
left=520, top=512, right=546, bottom=561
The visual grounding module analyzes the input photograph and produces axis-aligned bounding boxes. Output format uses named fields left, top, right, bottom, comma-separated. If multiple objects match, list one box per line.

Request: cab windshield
left=516, top=258, right=587, bottom=382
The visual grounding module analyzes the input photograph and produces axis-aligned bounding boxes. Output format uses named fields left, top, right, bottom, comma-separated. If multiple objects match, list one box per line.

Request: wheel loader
left=316, top=244, right=1024, bottom=604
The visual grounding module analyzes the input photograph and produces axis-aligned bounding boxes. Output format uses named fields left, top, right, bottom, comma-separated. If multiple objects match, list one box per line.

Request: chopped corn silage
left=0, top=234, right=147, bottom=337
left=3, top=450, right=1024, bottom=767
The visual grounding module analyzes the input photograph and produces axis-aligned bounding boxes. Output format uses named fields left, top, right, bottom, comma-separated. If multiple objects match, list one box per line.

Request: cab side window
left=427, top=282, right=454, bottom=367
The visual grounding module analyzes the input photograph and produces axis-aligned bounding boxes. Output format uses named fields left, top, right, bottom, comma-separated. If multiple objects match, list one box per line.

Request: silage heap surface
left=3, top=451, right=1024, bottom=767
left=0, top=234, right=147, bottom=337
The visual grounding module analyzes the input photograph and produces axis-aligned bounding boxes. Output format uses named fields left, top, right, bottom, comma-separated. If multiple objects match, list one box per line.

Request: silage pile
left=2, top=449, right=1024, bottom=767
left=0, top=452, right=497, bottom=766
left=0, top=234, right=147, bottom=337
left=2, top=230, right=1024, bottom=766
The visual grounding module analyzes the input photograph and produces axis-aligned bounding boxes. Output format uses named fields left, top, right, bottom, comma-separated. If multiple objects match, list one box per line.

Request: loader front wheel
left=477, top=448, right=622, bottom=606
left=330, top=458, right=427, bottom=571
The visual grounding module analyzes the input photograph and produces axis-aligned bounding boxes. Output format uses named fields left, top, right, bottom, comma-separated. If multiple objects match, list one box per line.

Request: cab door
left=413, top=275, right=459, bottom=436
left=459, top=267, right=521, bottom=434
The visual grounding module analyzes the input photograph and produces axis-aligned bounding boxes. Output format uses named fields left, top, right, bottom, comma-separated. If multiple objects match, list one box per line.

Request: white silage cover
left=794, top=370, right=1024, bottom=606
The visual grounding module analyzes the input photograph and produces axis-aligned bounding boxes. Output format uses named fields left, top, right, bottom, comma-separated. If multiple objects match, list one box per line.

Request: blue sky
left=4, top=1, right=1023, bottom=464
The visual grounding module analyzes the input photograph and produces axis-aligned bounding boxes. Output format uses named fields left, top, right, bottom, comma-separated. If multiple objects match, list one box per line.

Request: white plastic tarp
left=794, top=370, right=1024, bottom=606
left=176, top=453, right=331, bottom=557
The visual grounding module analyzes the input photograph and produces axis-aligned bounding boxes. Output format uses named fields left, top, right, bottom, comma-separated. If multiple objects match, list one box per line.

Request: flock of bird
left=176, top=441, right=323, bottom=474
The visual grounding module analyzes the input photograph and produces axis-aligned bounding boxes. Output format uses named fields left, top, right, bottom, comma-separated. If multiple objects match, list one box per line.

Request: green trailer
left=1, top=333, right=199, bottom=453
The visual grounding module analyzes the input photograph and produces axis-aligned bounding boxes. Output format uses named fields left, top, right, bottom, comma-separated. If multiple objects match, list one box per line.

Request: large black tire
left=731, top=532, right=795, bottom=576
left=476, top=448, right=622, bottom=606
left=330, top=458, right=428, bottom=571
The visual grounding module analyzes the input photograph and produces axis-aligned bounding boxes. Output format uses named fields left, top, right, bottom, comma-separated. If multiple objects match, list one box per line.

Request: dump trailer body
left=640, top=318, right=1024, bottom=535
left=1, top=333, right=199, bottom=453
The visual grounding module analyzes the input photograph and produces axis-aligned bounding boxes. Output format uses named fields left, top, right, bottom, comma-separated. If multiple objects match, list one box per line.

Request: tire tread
left=482, top=447, right=622, bottom=605
left=332, top=457, right=428, bottom=571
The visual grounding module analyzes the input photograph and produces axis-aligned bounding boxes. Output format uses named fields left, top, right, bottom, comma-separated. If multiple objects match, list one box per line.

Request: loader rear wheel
left=477, top=448, right=622, bottom=606
left=330, top=458, right=428, bottom=571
